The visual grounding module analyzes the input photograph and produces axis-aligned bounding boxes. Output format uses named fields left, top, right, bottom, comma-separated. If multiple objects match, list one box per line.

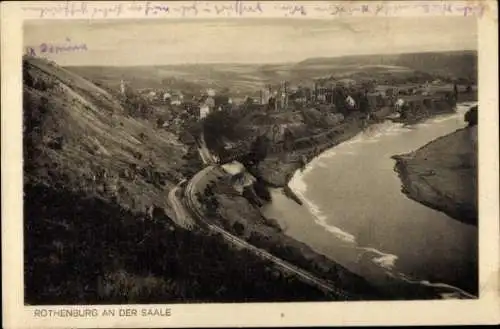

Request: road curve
left=198, top=132, right=219, bottom=165
left=183, top=165, right=357, bottom=300
left=167, top=179, right=195, bottom=230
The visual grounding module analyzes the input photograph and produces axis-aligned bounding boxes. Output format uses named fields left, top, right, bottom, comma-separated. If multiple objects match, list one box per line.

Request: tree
left=232, top=222, right=245, bottom=236
left=205, top=196, right=219, bottom=216
left=202, top=109, right=245, bottom=153
left=358, top=93, right=370, bottom=113
left=244, top=135, right=269, bottom=167
left=399, top=103, right=410, bottom=120
left=464, top=106, right=478, bottom=127
left=156, top=117, right=165, bottom=129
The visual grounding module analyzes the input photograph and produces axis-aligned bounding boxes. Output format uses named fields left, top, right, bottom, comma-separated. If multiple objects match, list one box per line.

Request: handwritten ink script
left=25, top=38, right=87, bottom=57
left=21, top=1, right=488, bottom=19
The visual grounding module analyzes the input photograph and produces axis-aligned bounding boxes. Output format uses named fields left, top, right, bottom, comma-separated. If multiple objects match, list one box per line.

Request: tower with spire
left=120, top=79, right=126, bottom=96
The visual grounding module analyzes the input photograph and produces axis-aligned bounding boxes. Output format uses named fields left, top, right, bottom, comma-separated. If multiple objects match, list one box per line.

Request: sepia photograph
left=21, top=13, right=482, bottom=304
left=2, top=1, right=499, bottom=327
left=21, top=14, right=482, bottom=304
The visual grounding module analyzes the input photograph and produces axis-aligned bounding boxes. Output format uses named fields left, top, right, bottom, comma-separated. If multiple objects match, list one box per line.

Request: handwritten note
left=20, top=1, right=488, bottom=19
left=25, top=38, right=87, bottom=57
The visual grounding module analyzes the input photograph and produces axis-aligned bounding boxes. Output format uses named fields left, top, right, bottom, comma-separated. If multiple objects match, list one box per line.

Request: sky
left=23, top=17, right=478, bottom=66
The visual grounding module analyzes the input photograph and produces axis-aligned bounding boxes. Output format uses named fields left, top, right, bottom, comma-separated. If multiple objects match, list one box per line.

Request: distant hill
left=68, top=64, right=265, bottom=99
left=296, top=50, right=477, bottom=81
left=66, top=50, right=476, bottom=99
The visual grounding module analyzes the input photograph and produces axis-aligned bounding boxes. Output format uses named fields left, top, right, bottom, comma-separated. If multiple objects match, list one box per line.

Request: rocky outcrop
left=392, top=126, right=478, bottom=225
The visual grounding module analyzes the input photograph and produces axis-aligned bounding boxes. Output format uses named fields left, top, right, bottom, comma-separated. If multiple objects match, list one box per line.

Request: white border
left=2, top=1, right=499, bottom=327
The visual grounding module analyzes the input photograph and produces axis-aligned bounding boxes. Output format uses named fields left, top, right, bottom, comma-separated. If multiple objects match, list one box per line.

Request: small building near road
left=220, top=161, right=257, bottom=194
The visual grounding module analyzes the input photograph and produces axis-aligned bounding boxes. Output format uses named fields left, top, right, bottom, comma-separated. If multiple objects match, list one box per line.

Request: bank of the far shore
left=262, top=106, right=480, bottom=227
left=253, top=102, right=477, bottom=210
left=252, top=93, right=477, bottom=190
left=254, top=115, right=365, bottom=189
left=392, top=123, right=478, bottom=226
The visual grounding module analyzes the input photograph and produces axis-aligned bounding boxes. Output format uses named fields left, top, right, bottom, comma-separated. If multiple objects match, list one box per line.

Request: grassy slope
left=23, top=57, right=332, bottom=304
left=392, top=126, right=478, bottom=225
left=24, top=56, right=189, bottom=217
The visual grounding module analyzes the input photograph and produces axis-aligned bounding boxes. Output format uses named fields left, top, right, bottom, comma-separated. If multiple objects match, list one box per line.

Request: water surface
left=262, top=104, right=478, bottom=299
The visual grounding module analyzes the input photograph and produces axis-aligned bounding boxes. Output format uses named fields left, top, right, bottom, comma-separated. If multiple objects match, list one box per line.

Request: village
left=117, top=73, right=476, bottom=166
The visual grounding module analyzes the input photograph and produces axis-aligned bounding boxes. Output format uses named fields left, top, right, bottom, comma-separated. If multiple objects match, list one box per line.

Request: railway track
left=183, top=165, right=357, bottom=300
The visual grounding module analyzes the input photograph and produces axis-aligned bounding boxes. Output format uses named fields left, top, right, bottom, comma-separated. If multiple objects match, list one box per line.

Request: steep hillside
left=23, top=56, right=333, bottom=304
left=23, top=56, right=186, bottom=217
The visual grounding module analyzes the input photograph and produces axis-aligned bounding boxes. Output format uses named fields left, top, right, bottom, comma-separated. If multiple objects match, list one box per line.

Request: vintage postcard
left=2, top=0, right=499, bottom=327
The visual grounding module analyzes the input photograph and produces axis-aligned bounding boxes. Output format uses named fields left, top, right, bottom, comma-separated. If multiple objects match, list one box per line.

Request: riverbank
left=255, top=115, right=365, bottom=187
left=392, top=125, right=478, bottom=226
left=256, top=104, right=478, bottom=298
left=210, top=102, right=477, bottom=299
left=196, top=163, right=384, bottom=299
left=210, top=187, right=386, bottom=299
left=254, top=98, right=464, bottom=188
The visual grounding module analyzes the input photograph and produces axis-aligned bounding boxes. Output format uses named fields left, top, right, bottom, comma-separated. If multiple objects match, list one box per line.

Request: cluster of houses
left=120, top=79, right=235, bottom=121
left=119, top=76, right=465, bottom=137
left=132, top=87, right=186, bottom=106
left=252, top=78, right=459, bottom=113
left=198, top=88, right=234, bottom=119
left=213, top=77, right=466, bottom=162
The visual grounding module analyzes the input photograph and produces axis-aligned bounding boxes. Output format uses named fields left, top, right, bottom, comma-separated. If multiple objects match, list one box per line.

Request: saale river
left=262, top=103, right=478, bottom=299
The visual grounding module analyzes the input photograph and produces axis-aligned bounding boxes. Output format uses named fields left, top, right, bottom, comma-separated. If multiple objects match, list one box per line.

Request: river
left=262, top=103, right=478, bottom=299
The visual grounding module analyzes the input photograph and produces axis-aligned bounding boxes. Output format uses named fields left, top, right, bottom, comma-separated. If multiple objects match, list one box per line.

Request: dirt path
left=167, top=179, right=195, bottom=230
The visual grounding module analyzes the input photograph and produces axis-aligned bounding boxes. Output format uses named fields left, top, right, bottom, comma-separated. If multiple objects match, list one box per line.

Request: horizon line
left=60, top=48, right=478, bottom=68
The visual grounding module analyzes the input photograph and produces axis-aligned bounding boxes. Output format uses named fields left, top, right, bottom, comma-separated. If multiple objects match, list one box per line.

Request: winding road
left=167, top=179, right=195, bottom=230
left=182, top=164, right=357, bottom=300
left=166, top=133, right=357, bottom=299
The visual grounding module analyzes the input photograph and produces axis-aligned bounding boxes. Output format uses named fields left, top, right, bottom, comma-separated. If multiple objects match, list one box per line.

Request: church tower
left=120, top=79, right=126, bottom=96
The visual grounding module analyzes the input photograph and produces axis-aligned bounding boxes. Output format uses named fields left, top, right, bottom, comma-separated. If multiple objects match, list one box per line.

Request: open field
left=67, top=50, right=477, bottom=97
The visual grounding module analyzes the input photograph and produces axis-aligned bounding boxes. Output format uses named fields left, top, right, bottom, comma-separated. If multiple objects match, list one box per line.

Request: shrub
left=232, top=222, right=245, bottom=236
left=464, top=106, right=478, bottom=127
